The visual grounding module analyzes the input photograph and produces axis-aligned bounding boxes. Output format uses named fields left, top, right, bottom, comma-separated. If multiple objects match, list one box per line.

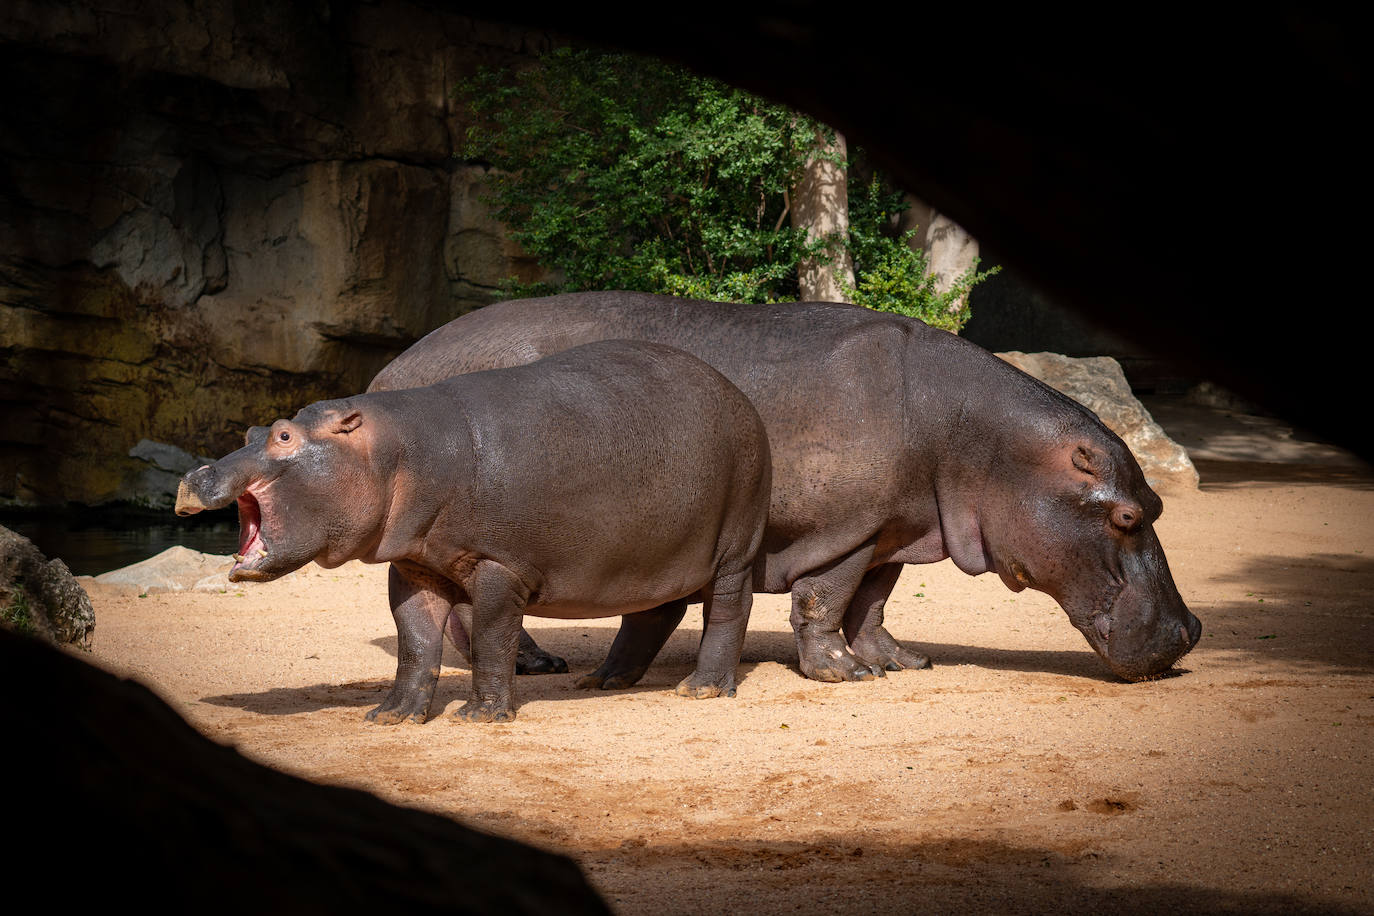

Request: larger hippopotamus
left=175, top=340, right=770, bottom=722
left=370, top=291, right=1201, bottom=684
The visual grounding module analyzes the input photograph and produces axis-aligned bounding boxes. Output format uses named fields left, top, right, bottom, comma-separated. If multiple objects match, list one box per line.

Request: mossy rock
left=0, top=526, right=95, bottom=648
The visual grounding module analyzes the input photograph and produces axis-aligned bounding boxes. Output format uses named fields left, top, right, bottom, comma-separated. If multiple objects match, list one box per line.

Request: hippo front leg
left=368, top=564, right=456, bottom=725
left=791, top=547, right=886, bottom=682
left=676, top=573, right=752, bottom=699
left=455, top=560, right=528, bottom=724
left=842, top=563, right=931, bottom=672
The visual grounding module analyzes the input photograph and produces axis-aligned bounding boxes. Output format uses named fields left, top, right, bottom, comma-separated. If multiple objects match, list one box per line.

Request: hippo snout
left=174, top=462, right=246, bottom=516
left=173, top=466, right=212, bottom=516
left=1100, top=600, right=1202, bottom=682
left=1183, top=611, right=1202, bottom=649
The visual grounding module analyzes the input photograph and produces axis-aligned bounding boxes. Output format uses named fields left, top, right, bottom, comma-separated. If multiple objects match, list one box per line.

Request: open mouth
left=229, top=490, right=269, bottom=578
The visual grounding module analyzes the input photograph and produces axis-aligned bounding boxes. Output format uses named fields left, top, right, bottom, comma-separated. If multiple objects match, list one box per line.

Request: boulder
left=0, top=525, right=96, bottom=648
left=94, top=545, right=235, bottom=592
left=998, top=351, right=1199, bottom=491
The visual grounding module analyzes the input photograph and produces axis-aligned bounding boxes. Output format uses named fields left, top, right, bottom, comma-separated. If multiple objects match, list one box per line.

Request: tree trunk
left=791, top=129, right=854, bottom=302
left=900, top=193, right=980, bottom=314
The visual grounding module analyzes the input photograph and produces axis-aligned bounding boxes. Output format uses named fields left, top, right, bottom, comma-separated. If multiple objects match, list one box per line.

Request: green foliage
left=1, top=585, right=34, bottom=636
left=843, top=175, right=999, bottom=333
left=460, top=47, right=997, bottom=325
left=462, top=47, right=820, bottom=304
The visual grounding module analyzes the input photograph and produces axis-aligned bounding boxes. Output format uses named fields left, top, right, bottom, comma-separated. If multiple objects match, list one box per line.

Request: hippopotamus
left=370, top=291, right=1201, bottom=684
left=175, top=340, right=771, bottom=723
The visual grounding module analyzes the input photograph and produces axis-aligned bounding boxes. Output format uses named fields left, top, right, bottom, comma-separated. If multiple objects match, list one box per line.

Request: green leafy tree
left=461, top=47, right=995, bottom=327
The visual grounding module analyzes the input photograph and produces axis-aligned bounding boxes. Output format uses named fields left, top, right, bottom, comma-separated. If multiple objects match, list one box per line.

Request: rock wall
left=1, top=0, right=548, bottom=507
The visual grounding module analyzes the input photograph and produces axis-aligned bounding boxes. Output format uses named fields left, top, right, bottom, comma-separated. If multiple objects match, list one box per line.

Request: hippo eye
left=278, top=431, right=291, bottom=442
left=1110, top=504, right=1142, bottom=532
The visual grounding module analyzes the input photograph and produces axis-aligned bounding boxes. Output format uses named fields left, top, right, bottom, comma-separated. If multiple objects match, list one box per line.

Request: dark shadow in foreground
left=3, top=629, right=609, bottom=915
left=574, top=834, right=1366, bottom=916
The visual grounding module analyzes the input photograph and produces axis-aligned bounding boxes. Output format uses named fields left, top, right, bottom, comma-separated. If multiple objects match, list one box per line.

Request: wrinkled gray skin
left=175, top=340, right=770, bottom=723
left=371, top=292, right=1201, bottom=683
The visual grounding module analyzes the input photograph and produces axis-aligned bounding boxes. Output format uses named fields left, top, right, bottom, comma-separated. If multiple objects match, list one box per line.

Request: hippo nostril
left=1185, top=613, right=1202, bottom=647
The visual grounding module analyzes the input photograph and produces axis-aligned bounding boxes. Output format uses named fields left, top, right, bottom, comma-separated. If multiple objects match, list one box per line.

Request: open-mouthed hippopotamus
left=370, top=291, right=1201, bottom=684
left=175, top=340, right=770, bottom=722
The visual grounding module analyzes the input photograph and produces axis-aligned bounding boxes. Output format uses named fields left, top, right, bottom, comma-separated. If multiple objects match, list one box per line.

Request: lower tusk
left=233, top=553, right=245, bottom=562
left=256, top=548, right=268, bottom=559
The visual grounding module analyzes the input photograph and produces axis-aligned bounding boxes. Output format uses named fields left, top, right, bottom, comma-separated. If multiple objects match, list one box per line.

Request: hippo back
left=372, top=293, right=950, bottom=591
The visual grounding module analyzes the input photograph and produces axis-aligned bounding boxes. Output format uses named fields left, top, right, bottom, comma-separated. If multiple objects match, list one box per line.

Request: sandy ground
left=79, top=401, right=1374, bottom=914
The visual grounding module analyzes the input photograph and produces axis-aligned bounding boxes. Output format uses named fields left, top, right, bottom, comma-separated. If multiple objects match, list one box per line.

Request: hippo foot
left=516, top=649, right=569, bottom=675
left=674, top=670, right=737, bottom=699
left=849, top=628, right=932, bottom=672
left=799, top=633, right=885, bottom=683
left=576, top=665, right=649, bottom=690
left=366, top=694, right=432, bottom=726
left=454, top=698, right=516, bottom=723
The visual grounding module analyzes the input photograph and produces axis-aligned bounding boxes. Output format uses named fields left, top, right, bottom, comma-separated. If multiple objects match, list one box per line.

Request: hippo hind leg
left=842, top=563, right=931, bottom=672
left=676, top=572, right=752, bottom=699
left=577, top=599, right=687, bottom=690
left=517, top=629, right=569, bottom=675
left=444, top=603, right=567, bottom=675
left=791, top=548, right=886, bottom=682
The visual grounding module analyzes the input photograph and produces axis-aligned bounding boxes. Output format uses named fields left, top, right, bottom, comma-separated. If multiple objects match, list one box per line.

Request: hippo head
left=981, top=422, right=1202, bottom=681
left=174, top=399, right=393, bottom=582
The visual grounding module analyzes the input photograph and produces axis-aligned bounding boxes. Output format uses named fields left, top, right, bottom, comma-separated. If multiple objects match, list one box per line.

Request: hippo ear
left=1071, top=445, right=1101, bottom=477
left=333, top=410, right=363, bottom=434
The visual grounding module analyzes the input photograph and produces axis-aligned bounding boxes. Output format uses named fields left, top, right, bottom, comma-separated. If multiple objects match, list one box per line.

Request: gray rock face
left=0, top=525, right=96, bottom=648
left=0, top=0, right=554, bottom=508
left=128, top=439, right=215, bottom=509
left=998, top=351, right=1199, bottom=491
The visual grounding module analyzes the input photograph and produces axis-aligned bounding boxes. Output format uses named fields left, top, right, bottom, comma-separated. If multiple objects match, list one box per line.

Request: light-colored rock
left=0, top=525, right=95, bottom=647
left=95, top=546, right=234, bottom=593
left=95, top=546, right=301, bottom=592
left=997, top=351, right=1199, bottom=491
